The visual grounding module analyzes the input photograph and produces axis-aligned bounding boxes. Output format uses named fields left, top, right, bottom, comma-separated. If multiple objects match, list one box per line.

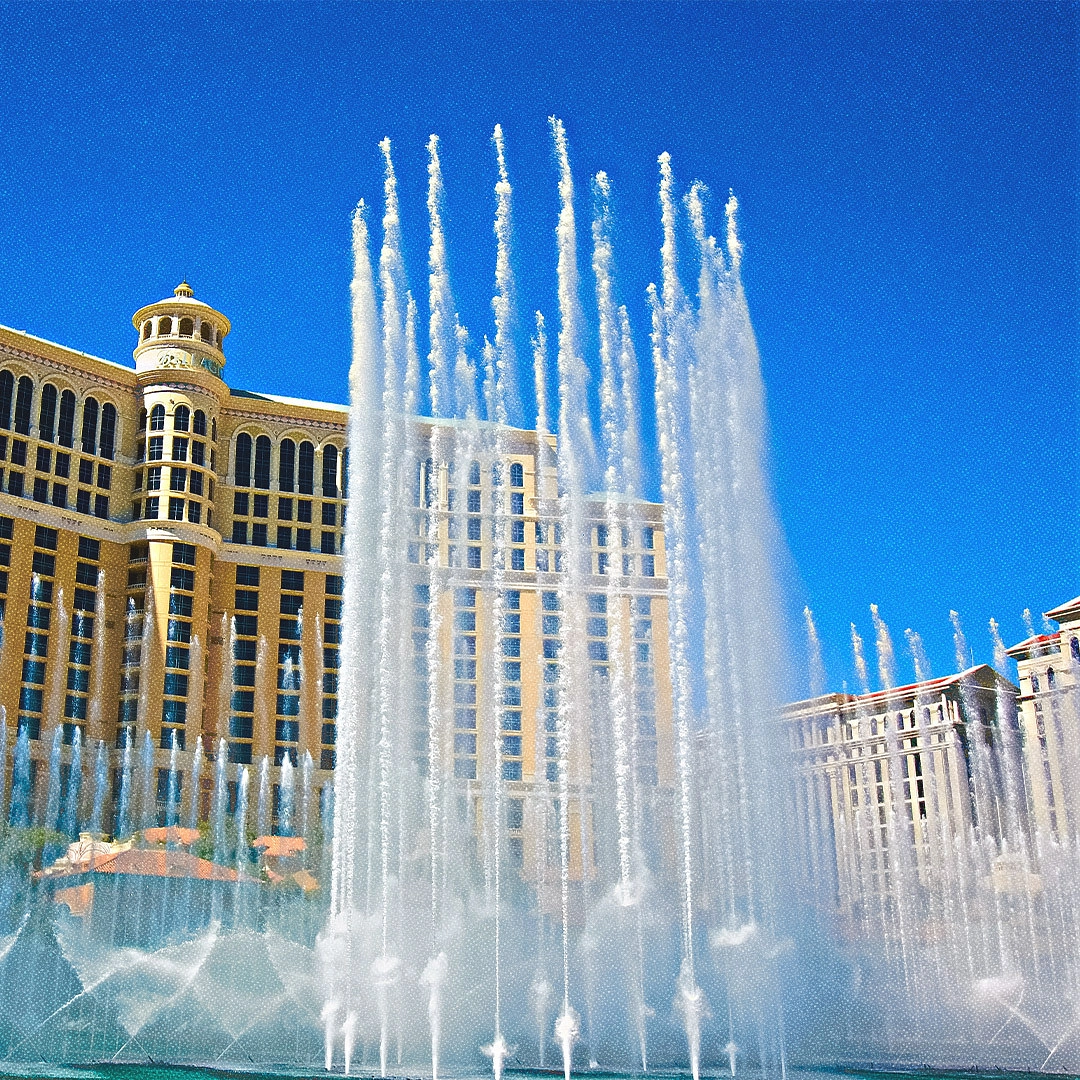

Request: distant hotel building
left=784, top=665, right=1024, bottom=927
left=786, top=597, right=1080, bottom=934
left=0, top=284, right=674, bottom=842
left=1007, top=596, right=1080, bottom=841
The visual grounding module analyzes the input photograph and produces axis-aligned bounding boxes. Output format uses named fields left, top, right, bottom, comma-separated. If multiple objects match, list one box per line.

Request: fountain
left=0, top=119, right=1073, bottom=1077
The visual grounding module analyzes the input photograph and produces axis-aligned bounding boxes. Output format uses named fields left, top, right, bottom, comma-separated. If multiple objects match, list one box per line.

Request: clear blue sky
left=0, top=3, right=1073, bottom=695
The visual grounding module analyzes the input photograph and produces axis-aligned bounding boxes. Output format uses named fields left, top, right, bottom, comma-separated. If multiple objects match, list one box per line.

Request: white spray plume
left=804, top=607, right=826, bottom=697
left=950, top=610, right=970, bottom=673
left=870, top=604, right=895, bottom=690
left=904, top=628, right=931, bottom=683
left=850, top=623, right=870, bottom=695
left=989, top=618, right=1009, bottom=677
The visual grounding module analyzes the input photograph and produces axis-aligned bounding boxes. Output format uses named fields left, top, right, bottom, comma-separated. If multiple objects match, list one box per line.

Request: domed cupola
left=132, top=282, right=230, bottom=380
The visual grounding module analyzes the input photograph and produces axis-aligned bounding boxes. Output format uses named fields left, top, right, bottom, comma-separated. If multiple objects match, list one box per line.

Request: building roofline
left=0, top=323, right=135, bottom=377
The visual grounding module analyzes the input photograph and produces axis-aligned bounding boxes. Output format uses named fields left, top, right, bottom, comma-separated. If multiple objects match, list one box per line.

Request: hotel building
left=1007, top=595, right=1080, bottom=842
left=783, top=664, right=1025, bottom=931
left=0, top=284, right=674, bottom=852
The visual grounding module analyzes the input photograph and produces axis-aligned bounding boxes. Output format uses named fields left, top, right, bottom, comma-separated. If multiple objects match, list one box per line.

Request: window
left=200, top=322, right=213, bottom=343
left=251, top=523, right=267, bottom=546
left=510, top=491, right=524, bottom=515
left=170, top=467, right=187, bottom=492
left=193, top=409, right=206, bottom=436
left=298, top=441, right=315, bottom=494
left=38, top=384, right=56, bottom=442
left=149, top=404, right=165, bottom=431
left=510, top=461, right=523, bottom=487
left=148, top=436, right=164, bottom=461
left=147, top=465, right=162, bottom=491
left=323, top=445, right=338, bottom=497
left=172, top=437, right=188, bottom=462
left=189, top=471, right=203, bottom=496
left=253, top=494, right=268, bottom=517
left=321, top=531, right=336, bottom=554
left=234, top=433, right=252, bottom=486
left=13, top=376, right=33, bottom=435
left=80, top=397, right=99, bottom=453
left=158, top=316, right=173, bottom=335
left=97, top=463, right=111, bottom=489
left=642, top=526, right=655, bottom=550
left=279, top=439, right=295, bottom=491
left=178, top=316, right=194, bottom=337
left=0, top=371, right=11, bottom=428
left=322, top=502, right=336, bottom=526
left=254, top=435, right=271, bottom=488
left=168, top=498, right=185, bottom=521
left=55, top=452, right=69, bottom=478
left=173, top=405, right=190, bottom=432
left=173, top=542, right=196, bottom=565
left=99, top=404, right=116, bottom=459
left=191, top=441, right=204, bottom=466
left=641, top=554, right=655, bottom=577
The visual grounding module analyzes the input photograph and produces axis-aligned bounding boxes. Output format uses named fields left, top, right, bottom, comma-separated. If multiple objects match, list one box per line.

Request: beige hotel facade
left=0, top=284, right=675, bottom=853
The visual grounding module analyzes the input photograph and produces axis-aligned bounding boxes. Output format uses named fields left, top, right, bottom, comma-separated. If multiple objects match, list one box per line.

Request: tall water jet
left=870, top=604, right=896, bottom=690
left=651, top=151, right=702, bottom=1072
left=88, top=740, right=108, bottom=835
left=212, top=738, right=228, bottom=864
left=950, top=610, right=971, bottom=671
left=905, top=628, right=932, bottom=683
left=186, top=738, right=204, bottom=831
left=8, top=724, right=30, bottom=827
left=43, top=726, right=63, bottom=831
left=45, top=588, right=67, bottom=730
left=234, top=765, right=250, bottom=923
left=115, top=730, right=133, bottom=838
left=59, top=726, right=82, bottom=837
left=279, top=754, right=295, bottom=836
left=165, top=730, right=180, bottom=828
left=989, top=618, right=1010, bottom=677
left=87, top=570, right=107, bottom=735
left=256, top=756, right=270, bottom=839
left=804, top=607, right=826, bottom=697
left=851, top=623, right=871, bottom=695
left=139, top=729, right=154, bottom=829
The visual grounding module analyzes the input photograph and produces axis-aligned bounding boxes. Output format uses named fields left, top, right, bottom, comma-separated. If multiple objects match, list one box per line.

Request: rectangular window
left=321, top=531, right=336, bottom=554
left=510, top=491, right=524, bottom=515
left=163, top=672, right=189, bottom=697
left=326, top=574, right=344, bottom=595
left=168, top=497, right=185, bottom=521
left=144, top=496, right=159, bottom=519
left=52, top=484, right=67, bottom=508
left=32, top=477, right=48, bottom=503
left=253, top=493, right=268, bottom=518
left=97, top=464, right=111, bottom=490
left=146, top=466, right=162, bottom=491
left=22, top=659, right=45, bottom=684
left=167, top=619, right=191, bottom=643
left=297, top=499, right=312, bottom=523
left=231, top=690, right=255, bottom=712
left=170, top=467, right=187, bottom=492
left=187, top=501, right=201, bottom=524
left=322, top=503, right=336, bottom=526
left=188, top=471, right=203, bottom=496
left=234, top=614, right=258, bottom=637
left=54, top=452, right=69, bottom=478
left=148, top=436, right=163, bottom=461
left=233, top=491, right=249, bottom=515
left=236, top=564, right=260, bottom=586
left=94, top=493, right=109, bottom=518
left=68, top=640, right=91, bottom=665
left=280, top=591, right=303, bottom=614
left=78, top=457, right=93, bottom=484
left=277, top=526, right=292, bottom=549
left=282, top=569, right=305, bottom=593
left=165, top=646, right=189, bottom=669
left=279, top=618, right=301, bottom=640
left=34, top=525, right=57, bottom=550
left=171, top=566, right=194, bottom=591
left=252, top=523, right=268, bottom=546
left=277, top=694, right=300, bottom=716
left=169, top=593, right=193, bottom=618
left=641, top=554, right=655, bottom=577
left=7, top=471, right=23, bottom=497
left=235, top=589, right=258, bottom=611
left=172, top=437, right=188, bottom=462
left=231, top=521, right=248, bottom=544
left=191, top=440, right=205, bottom=465
left=502, top=685, right=522, bottom=707
left=324, top=598, right=343, bottom=620
left=642, top=526, right=654, bottom=550
left=296, top=528, right=311, bottom=551
left=275, top=719, right=299, bottom=743
left=74, top=587, right=96, bottom=612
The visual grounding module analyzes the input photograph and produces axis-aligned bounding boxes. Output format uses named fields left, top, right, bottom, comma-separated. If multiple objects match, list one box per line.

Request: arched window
left=141, top=321, right=152, bottom=341
left=1032, top=674, right=1041, bottom=693
left=178, top=317, right=194, bottom=338
left=81, top=396, right=99, bottom=453
left=298, top=441, right=314, bottom=495
left=193, top=409, right=206, bottom=436
left=1072, top=637, right=1079, bottom=663
left=38, top=384, right=57, bottom=443
left=1047, top=668, right=1056, bottom=689
left=58, top=390, right=75, bottom=447
left=469, top=460, right=480, bottom=486
left=322, top=445, right=338, bottom=497
left=211, top=418, right=217, bottom=442
left=13, top=376, right=33, bottom=435
left=279, top=439, right=296, bottom=492
left=138, top=409, right=147, bottom=432
left=510, top=462, right=523, bottom=488
left=173, top=405, right=190, bottom=432
left=158, top=316, right=173, bottom=336
left=234, top=433, right=252, bottom=487
left=0, top=371, right=12, bottom=430
left=149, top=404, right=165, bottom=431
left=254, top=435, right=271, bottom=489
left=216, top=329, right=223, bottom=347
left=100, top=404, right=117, bottom=460
left=200, top=322, right=213, bottom=343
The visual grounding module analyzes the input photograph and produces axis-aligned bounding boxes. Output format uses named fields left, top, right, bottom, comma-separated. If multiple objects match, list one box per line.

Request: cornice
left=0, top=339, right=136, bottom=395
